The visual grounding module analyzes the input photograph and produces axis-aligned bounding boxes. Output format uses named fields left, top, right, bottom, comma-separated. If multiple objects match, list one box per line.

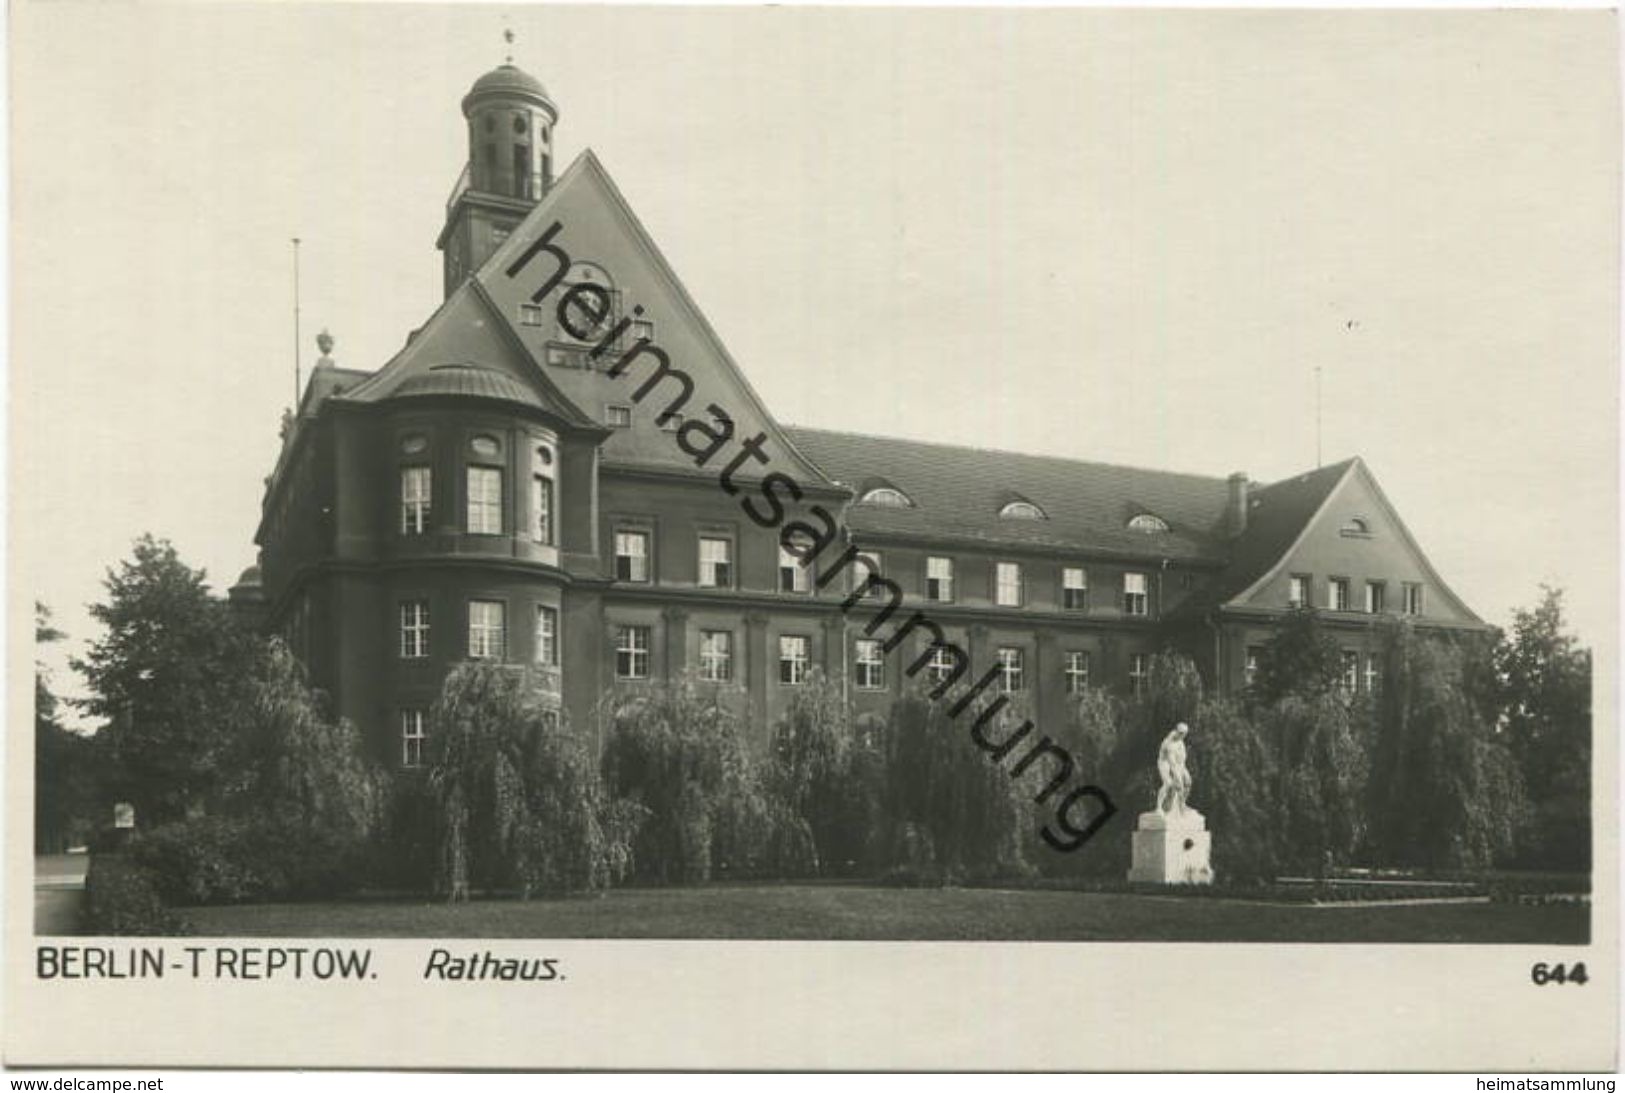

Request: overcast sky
left=13, top=5, right=1618, bottom=721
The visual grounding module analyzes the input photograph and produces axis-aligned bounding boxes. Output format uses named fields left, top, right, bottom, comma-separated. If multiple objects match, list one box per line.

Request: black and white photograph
left=8, top=1, right=1618, bottom=1072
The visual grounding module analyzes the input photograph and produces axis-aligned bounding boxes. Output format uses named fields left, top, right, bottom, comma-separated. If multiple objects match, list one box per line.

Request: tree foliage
left=767, top=668, right=884, bottom=875
left=35, top=602, right=98, bottom=852
left=1249, top=607, right=1343, bottom=706
left=73, top=536, right=261, bottom=823
left=431, top=662, right=639, bottom=899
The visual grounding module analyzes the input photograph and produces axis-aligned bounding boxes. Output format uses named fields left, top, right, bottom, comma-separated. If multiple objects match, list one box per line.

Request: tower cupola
left=438, top=37, right=559, bottom=297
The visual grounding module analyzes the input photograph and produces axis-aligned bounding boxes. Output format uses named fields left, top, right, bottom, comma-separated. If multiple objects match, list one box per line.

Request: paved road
left=35, top=853, right=89, bottom=935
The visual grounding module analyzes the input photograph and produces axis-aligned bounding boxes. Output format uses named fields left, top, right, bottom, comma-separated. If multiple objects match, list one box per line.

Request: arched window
left=1128, top=513, right=1169, bottom=533
left=1000, top=500, right=1046, bottom=520
left=860, top=486, right=913, bottom=508
left=1341, top=516, right=1372, bottom=536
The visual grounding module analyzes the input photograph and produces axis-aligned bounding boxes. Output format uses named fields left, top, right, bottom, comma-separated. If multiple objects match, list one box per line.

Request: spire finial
left=503, top=26, right=515, bottom=64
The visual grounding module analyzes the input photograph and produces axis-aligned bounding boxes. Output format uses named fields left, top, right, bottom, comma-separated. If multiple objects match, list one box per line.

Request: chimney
left=1225, top=472, right=1249, bottom=537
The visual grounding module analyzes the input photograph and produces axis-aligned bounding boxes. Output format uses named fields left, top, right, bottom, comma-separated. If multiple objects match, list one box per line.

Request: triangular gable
left=1225, top=457, right=1480, bottom=624
left=472, top=149, right=841, bottom=490
left=339, top=279, right=595, bottom=427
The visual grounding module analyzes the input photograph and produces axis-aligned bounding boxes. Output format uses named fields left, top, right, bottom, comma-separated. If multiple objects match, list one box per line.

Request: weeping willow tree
left=598, top=676, right=766, bottom=884
left=429, top=662, right=641, bottom=901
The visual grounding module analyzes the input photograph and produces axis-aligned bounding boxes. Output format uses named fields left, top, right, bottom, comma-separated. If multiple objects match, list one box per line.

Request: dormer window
left=860, top=486, right=913, bottom=507
left=1128, top=514, right=1169, bottom=533
left=1340, top=516, right=1372, bottom=537
left=1000, top=500, right=1046, bottom=520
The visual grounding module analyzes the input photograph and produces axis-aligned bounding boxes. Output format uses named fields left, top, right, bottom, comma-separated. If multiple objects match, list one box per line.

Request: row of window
left=399, top=460, right=555, bottom=544
left=399, top=600, right=558, bottom=665
left=1287, top=574, right=1425, bottom=616
left=1244, top=646, right=1382, bottom=695
left=612, top=532, right=1154, bottom=614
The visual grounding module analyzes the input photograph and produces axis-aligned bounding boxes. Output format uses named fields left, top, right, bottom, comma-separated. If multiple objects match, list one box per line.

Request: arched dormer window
left=860, top=486, right=914, bottom=508
left=1128, top=513, right=1170, bottom=533
left=1340, top=516, right=1372, bottom=537
left=999, top=500, right=1047, bottom=520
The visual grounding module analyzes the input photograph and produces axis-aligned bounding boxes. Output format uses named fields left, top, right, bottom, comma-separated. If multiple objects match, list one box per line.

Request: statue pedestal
left=1127, top=808, right=1213, bottom=885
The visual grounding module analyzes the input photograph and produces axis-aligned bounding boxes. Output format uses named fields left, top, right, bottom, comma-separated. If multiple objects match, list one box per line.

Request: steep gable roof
left=784, top=426, right=1234, bottom=561
left=1207, top=458, right=1357, bottom=603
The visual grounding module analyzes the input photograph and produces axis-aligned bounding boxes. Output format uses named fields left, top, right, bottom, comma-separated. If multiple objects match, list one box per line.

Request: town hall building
left=231, top=55, right=1485, bottom=771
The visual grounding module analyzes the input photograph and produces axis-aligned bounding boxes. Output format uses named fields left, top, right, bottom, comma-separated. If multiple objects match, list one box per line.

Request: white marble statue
left=1155, top=722, right=1193, bottom=816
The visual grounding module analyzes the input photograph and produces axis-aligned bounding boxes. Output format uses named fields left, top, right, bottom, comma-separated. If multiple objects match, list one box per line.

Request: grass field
left=181, top=882, right=1589, bottom=943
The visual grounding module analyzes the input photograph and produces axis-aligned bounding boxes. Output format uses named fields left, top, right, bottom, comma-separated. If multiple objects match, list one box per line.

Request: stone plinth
left=1127, top=808, right=1213, bottom=885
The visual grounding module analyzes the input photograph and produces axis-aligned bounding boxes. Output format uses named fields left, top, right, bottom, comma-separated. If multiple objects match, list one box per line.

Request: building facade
left=232, top=58, right=1486, bottom=771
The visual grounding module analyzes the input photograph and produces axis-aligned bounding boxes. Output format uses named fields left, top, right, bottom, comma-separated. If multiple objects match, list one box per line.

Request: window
left=1245, top=646, right=1263, bottom=688
left=1329, top=578, right=1351, bottom=612
left=1064, top=650, right=1090, bottom=695
left=546, top=345, right=586, bottom=368
left=1123, top=572, right=1149, bottom=617
left=699, top=537, right=733, bottom=588
left=606, top=405, right=632, bottom=428
left=699, top=630, right=733, bottom=683
left=1341, top=516, right=1372, bottom=537
left=1288, top=574, right=1310, bottom=609
left=1339, top=650, right=1360, bottom=694
left=1000, top=500, right=1046, bottom=520
left=995, top=562, right=1023, bottom=607
left=400, top=434, right=429, bottom=455
left=1403, top=582, right=1425, bottom=616
left=614, top=531, right=650, bottom=583
left=401, top=467, right=431, bottom=535
left=468, top=600, right=506, bottom=660
left=531, top=475, right=554, bottom=545
left=997, top=647, right=1025, bottom=693
left=615, top=625, right=650, bottom=680
left=779, top=635, right=810, bottom=685
left=466, top=467, right=502, bottom=535
left=399, top=600, right=430, bottom=659
left=470, top=435, right=500, bottom=458
left=853, top=551, right=884, bottom=598
left=860, top=486, right=912, bottom=507
left=925, top=644, right=958, bottom=689
left=520, top=304, right=546, bottom=326
left=1063, top=567, right=1088, bottom=610
left=1364, top=656, right=1380, bottom=695
left=855, top=638, right=885, bottom=690
left=1129, top=653, right=1151, bottom=696
left=1365, top=581, right=1386, bottom=614
left=779, top=542, right=810, bottom=593
left=401, top=709, right=427, bottom=769
left=660, top=413, right=683, bottom=433
left=1129, top=513, right=1170, bottom=533
left=534, top=605, right=558, bottom=666
left=926, top=556, right=954, bottom=603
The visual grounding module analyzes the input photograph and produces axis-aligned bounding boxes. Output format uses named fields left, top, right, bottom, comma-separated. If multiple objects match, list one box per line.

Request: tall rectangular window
left=778, top=542, right=810, bottom=593
left=1064, top=650, right=1090, bottom=695
left=851, top=551, right=886, bottom=598
left=468, top=600, right=506, bottom=660
left=1364, top=655, right=1381, bottom=695
left=778, top=635, right=810, bottom=685
left=995, top=562, right=1023, bottom=607
left=534, top=605, right=558, bottom=667
left=1339, top=650, right=1360, bottom=694
left=531, top=475, right=553, bottom=545
left=926, top=644, right=958, bottom=689
left=1063, top=567, right=1089, bottom=610
left=466, top=467, right=502, bottom=535
left=1365, top=581, right=1385, bottom=614
left=1329, top=578, right=1350, bottom=612
left=400, top=709, right=427, bottom=769
left=1288, top=574, right=1310, bottom=609
left=1245, top=646, right=1263, bottom=688
left=997, top=647, right=1025, bottom=693
left=1403, top=582, right=1425, bottom=616
left=698, top=630, right=733, bottom=683
left=614, top=531, right=650, bottom=583
left=1123, top=572, right=1149, bottom=616
left=401, top=467, right=431, bottom=535
left=399, top=600, right=430, bottom=659
left=1129, top=652, right=1151, bottom=695
left=699, top=537, right=733, bottom=588
left=926, top=556, right=954, bottom=603
left=615, top=625, right=650, bottom=680
left=855, top=638, right=885, bottom=690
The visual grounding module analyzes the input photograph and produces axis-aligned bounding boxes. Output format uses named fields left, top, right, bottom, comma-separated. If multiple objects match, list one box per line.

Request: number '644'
left=1531, top=962, right=1588, bottom=985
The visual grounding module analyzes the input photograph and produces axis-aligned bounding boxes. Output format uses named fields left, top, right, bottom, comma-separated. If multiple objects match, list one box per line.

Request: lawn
left=181, top=882, right=1589, bottom=943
